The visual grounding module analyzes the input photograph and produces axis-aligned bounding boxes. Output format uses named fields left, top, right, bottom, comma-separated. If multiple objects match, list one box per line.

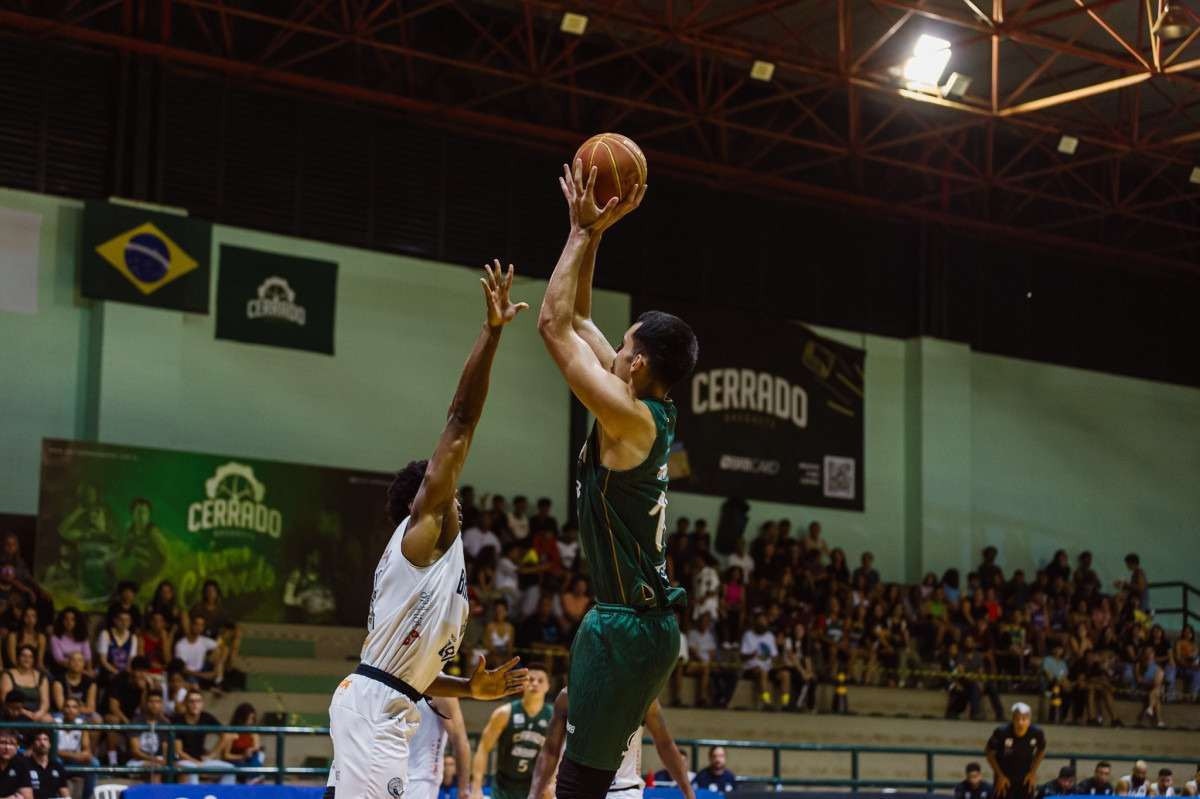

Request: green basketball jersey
left=576, top=398, right=687, bottom=609
left=494, top=699, right=553, bottom=789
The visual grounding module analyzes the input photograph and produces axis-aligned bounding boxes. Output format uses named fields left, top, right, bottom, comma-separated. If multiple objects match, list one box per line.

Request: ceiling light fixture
left=902, top=34, right=952, bottom=89
left=1153, top=2, right=1194, bottom=40
left=560, top=12, right=588, bottom=35
left=1190, top=166, right=1200, bottom=185
left=940, top=72, right=972, bottom=98
left=750, top=60, right=776, bottom=82
left=1057, top=135, right=1079, bottom=156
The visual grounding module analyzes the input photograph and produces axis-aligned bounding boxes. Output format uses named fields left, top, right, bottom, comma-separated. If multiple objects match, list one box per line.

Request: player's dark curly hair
left=387, top=459, right=428, bottom=526
left=633, top=310, right=699, bottom=392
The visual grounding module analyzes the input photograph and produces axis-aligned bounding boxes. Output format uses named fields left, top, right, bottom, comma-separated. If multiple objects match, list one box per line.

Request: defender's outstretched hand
left=467, top=655, right=529, bottom=700
left=482, top=260, right=529, bottom=329
left=559, top=159, right=646, bottom=233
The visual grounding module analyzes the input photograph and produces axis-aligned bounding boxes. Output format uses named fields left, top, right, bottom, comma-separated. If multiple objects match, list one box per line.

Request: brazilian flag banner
left=80, top=200, right=212, bottom=313
left=35, top=438, right=395, bottom=626
left=215, top=245, right=338, bottom=354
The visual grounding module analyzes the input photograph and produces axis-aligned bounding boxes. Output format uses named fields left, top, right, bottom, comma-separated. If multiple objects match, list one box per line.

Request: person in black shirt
left=1038, top=766, right=1075, bottom=798
left=24, top=732, right=69, bottom=799
left=956, top=762, right=993, bottom=799
left=0, top=729, right=32, bottom=799
left=986, top=703, right=1046, bottom=799
left=1076, top=762, right=1115, bottom=796
left=105, top=581, right=143, bottom=631
left=172, top=689, right=236, bottom=784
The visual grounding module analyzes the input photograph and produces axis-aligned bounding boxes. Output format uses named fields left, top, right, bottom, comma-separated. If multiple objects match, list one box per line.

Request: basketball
left=574, top=133, right=647, bottom=206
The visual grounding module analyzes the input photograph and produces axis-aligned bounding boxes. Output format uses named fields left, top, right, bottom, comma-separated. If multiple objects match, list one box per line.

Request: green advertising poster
left=35, top=439, right=394, bottom=626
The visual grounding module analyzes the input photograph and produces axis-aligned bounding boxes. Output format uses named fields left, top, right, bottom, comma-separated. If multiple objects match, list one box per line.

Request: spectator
left=1116, top=553, right=1149, bottom=605
left=852, top=552, right=879, bottom=591
left=516, top=596, right=569, bottom=656
left=482, top=600, right=515, bottom=665
left=1173, top=625, right=1199, bottom=702
left=531, top=526, right=563, bottom=577
left=1080, top=651, right=1120, bottom=727
left=494, top=543, right=521, bottom=610
left=48, top=608, right=91, bottom=680
left=727, top=539, right=754, bottom=580
left=1040, top=644, right=1071, bottom=722
left=172, top=689, right=236, bottom=785
left=528, top=498, right=558, bottom=537
left=507, top=496, right=530, bottom=542
left=956, top=762, right=993, bottom=799
left=1077, top=762, right=1115, bottom=796
left=741, top=611, right=789, bottom=711
left=559, top=577, right=591, bottom=633
left=96, top=609, right=140, bottom=682
left=1154, top=769, right=1174, bottom=798
left=440, top=753, right=460, bottom=799
left=692, top=746, right=736, bottom=793
left=463, top=511, right=501, bottom=560
left=459, top=485, right=479, bottom=530
left=985, top=703, right=1045, bottom=799
left=826, top=549, right=851, bottom=590
left=692, top=556, right=720, bottom=622
left=1183, top=765, right=1197, bottom=796
left=672, top=614, right=714, bottom=707
left=220, top=703, right=265, bottom=778
left=1039, top=766, right=1076, bottom=798
left=142, top=610, right=174, bottom=676
left=778, top=621, right=817, bottom=712
left=1074, top=551, right=1098, bottom=591
left=0, top=534, right=34, bottom=585
left=1045, top=551, right=1071, bottom=585
left=147, top=580, right=184, bottom=635
left=1, top=645, right=51, bottom=722
left=978, top=547, right=1004, bottom=590
left=175, top=614, right=224, bottom=688
left=52, top=697, right=98, bottom=799
left=5, top=608, right=44, bottom=671
left=0, top=729, right=32, bottom=799
left=105, top=581, right=143, bottom=631
left=51, top=652, right=98, bottom=718
left=801, top=521, right=828, bottom=560
left=1133, top=646, right=1166, bottom=727
left=162, top=662, right=190, bottom=714
left=127, top=692, right=171, bottom=782
left=1121, top=761, right=1150, bottom=797
left=488, top=495, right=512, bottom=540
left=25, top=730, right=70, bottom=799
left=556, top=522, right=580, bottom=572
left=104, top=655, right=152, bottom=727
left=189, top=581, right=237, bottom=646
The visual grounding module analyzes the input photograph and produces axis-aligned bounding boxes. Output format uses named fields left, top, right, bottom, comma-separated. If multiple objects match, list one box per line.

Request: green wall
left=2, top=188, right=1198, bottom=588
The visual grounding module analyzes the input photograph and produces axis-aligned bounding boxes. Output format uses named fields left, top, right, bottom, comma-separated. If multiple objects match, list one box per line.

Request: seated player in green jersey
left=537, top=160, right=699, bottom=799
left=470, top=665, right=552, bottom=799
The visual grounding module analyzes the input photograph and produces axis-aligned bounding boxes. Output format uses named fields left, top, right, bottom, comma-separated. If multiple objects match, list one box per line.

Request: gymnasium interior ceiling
left=2, top=0, right=1199, bottom=269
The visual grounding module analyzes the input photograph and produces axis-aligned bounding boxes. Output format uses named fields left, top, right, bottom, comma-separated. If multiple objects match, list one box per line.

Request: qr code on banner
left=823, top=456, right=856, bottom=500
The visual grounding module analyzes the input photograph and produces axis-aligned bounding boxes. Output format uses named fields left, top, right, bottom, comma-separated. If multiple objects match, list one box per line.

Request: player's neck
left=520, top=695, right=545, bottom=716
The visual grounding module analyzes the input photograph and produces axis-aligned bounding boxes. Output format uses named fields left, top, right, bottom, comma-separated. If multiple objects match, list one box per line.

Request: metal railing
left=1148, top=581, right=1200, bottom=630
left=10, top=721, right=330, bottom=785
left=7, top=721, right=1185, bottom=792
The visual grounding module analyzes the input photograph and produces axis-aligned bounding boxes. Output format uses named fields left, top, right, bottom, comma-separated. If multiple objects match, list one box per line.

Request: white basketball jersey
left=610, top=726, right=644, bottom=795
left=360, top=516, right=470, bottom=693
left=409, top=701, right=449, bottom=783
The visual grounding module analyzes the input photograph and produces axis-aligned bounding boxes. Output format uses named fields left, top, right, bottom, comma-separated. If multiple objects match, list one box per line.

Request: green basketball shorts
left=490, top=780, right=531, bottom=799
left=564, top=603, right=680, bottom=771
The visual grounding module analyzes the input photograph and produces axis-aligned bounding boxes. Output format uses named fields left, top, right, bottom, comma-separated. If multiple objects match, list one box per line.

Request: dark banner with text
left=633, top=300, right=865, bottom=510
left=34, top=439, right=394, bottom=625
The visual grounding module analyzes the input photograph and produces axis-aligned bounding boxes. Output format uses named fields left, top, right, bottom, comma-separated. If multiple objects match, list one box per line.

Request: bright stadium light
left=902, top=34, right=952, bottom=89
left=750, top=60, right=776, bottom=82
left=560, top=12, right=588, bottom=35
left=1190, top=166, right=1200, bottom=185
left=1057, top=135, right=1079, bottom=156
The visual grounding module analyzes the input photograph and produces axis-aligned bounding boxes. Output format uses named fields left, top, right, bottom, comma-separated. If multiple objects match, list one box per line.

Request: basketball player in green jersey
left=471, top=666, right=552, bottom=799
left=538, top=161, right=698, bottom=799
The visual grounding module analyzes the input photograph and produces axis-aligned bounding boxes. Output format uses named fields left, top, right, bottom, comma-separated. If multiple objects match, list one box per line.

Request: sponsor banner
left=215, top=245, right=338, bottom=354
left=80, top=200, right=212, bottom=312
left=34, top=439, right=393, bottom=625
left=634, top=299, right=865, bottom=510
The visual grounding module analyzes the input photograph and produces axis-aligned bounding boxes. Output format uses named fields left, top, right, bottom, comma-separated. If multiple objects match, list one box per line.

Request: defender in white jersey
left=409, top=699, right=471, bottom=799
left=327, top=263, right=531, bottom=799
left=529, top=688, right=694, bottom=799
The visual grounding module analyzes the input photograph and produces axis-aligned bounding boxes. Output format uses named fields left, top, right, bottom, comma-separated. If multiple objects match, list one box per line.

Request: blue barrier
left=123, top=789, right=324, bottom=799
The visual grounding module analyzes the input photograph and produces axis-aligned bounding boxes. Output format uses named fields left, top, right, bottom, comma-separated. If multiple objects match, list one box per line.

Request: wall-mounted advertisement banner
left=633, top=300, right=865, bottom=510
left=34, top=439, right=394, bottom=625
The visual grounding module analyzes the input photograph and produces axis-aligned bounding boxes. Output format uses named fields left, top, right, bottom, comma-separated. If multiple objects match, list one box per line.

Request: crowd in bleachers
left=0, top=531, right=264, bottom=796
left=454, top=493, right=1197, bottom=725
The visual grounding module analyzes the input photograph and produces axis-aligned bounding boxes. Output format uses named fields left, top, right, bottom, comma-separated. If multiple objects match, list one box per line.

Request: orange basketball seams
left=574, top=132, right=647, bottom=206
